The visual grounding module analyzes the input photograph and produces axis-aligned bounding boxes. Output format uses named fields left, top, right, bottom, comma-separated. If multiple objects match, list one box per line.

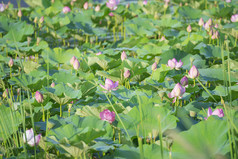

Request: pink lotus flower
left=109, top=12, right=114, bottom=16
left=204, top=107, right=224, bottom=120
left=198, top=18, right=204, bottom=26
left=226, top=0, right=231, bottom=3
left=100, top=78, right=119, bottom=92
left=168, top=83, right=186, bottom=103
left=2, top=89, right=8, bottom=98
left=152, top=62, right=157, bottom=71
left=160, top=36, right=166, bottom=41
left=203, top=22, right=211, bottom=31
left=63, top=6, right=71, bottom=14
left=106, top=0, right=120, bottom=10
left=187, top=25, right=192, bottom=33
left=180, top=76, right=188, bottom=87
left=0, top=4, right=6, bottom=12
left=143, top=0, right=147, bottom=5
left=51, top=82, right=55, bottom=88
left=231, top=14, right=238, bottom=23
left=207, top=18, right=212, bottom=26
left=23, top=128, right=41, bottom=147
left=73, top=59, right=80, bottom=70
left=39, top=16, right=44, bottom=23
left=96, top=52, right=102, bottom=55
left=84, top=2, right=88, bottom=10
left=100, top=109, right=115, bottom=123
left=35, top=91, right=43, bottom=103
left=167, top=58, right=183, bottom=70
left=8, top=58, right=13, bottom=67
left=121, top=51, right=127, bottom=61
left=188, top=65, right=199, bottom=79
left=70, top=56, right=76, bottom=65
left=95, top=5, right=100, bottom=12
left=124, top=70, right=130, bottom=79
left=18, top=9, right=22, bottom=18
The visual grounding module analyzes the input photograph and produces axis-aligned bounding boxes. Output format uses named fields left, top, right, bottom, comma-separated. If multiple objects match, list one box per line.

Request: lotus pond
left=0, top=0, right=238, bottom=158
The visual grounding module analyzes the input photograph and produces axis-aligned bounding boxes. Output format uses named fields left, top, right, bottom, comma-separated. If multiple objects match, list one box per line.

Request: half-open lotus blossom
left=198, top=18, right=204, bottom=26
left=226, top=0, right=231, bottom=3
left=106, top=0, right=120, bottom=10
left=35, top=91, right=43, bottom=103
left=188, top=65, right=199, bottom=79
left=121, top=51, right=127, bottom=61
left=180, top=76, right=188, bottom=87
left=84, top=2, right=88, bottom=10
left=100, top=109, right=115, bottom=123
left=231, top=14, right=238, bottom=23
left=152, top=62, right=157, bottom=71
left=100, top=78, right=119, bottom=92
left=204, top=107, right=224, bottom=120
left=124, top=69, right=130, bottom=79
left=160, top=36, right=166, bottom=41
left=168, top=83, right=186, bottom=103
left=63, top=6, right=71, bottom=14
left=167, top=58, right=183, bottom=70
left=73, top=58, right=80, bottom=70
left=203, top=22, right=210, bottom=31
left=23, top=128, right=41, bottom=147
left=0, top=4, right=6, bottom=12
left=70, top=56, right=76, bottom=65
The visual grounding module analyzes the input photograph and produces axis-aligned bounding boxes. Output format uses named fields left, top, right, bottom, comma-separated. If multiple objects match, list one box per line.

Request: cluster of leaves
left=0, top=0, right=238, bottom=158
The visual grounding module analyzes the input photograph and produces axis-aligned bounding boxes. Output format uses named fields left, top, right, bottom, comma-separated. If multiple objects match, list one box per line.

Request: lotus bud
left=124, top=69, right=130, bottom=79
left=188, top=65, right=199, bottom=79
left=109, top=12, right=114, bottom=16
left=215, top=31, right=219, bottom=39
left=39, top=16, right=44, bottom=24
left=51, top=82, right=55, bottom=88
left=70, top=1, right=74, bottom=6
left=180, top=76, right=188, bottom=87
left=164, top=2, right=168, bottom=9
left=36, top=37, right=41, bottom=46
left=34, top=17, right=38, bottom=23
left=152, top=62, right=157, bottom=71
left=126, top=3, right=130, bottom=9
left=17, top=88, right=21, bottom=96
left=207, top=18, right=212, bottom=26
left=198, top=18, right=204, bottom=26
left=187, top=25, right=192, bottom=33
left=70, top=56, right=76, bottom=65
left=160, top=36, right=166, bottom=41
left=8, top=58, right=14, bottom=67
left=84, top=2, right=88, bottom=10
left=226, top=0, right=231, bottom=2
left=2, top=89, right=8, bottom=98
left=63, top=6, right=71, bottom=14
left=100, top=109, right=115, bottom=124
left=18, top=9, right=22, bottom=18
left=95, top=5, right=100, bottom=12
left=190, top=111, right=196, bottom=117
left=203, top=22, right=210, bottom=31
left=35, top=91, right=43, bottom=103
left=121, top=51, right=127, bottom=61
left=73, top=58, right=80, bottom=70
left=214, top=23, right=219, bottom=28
left=51, top=0, right=55, bottom=3
left=0, top=4, right=5, bottom=12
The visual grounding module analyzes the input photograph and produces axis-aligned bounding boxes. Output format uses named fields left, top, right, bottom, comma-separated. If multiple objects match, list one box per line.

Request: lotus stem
left=196, top=78, right=217, bottom=102
left=41, top=104, right=45, bottom=122
left=60, top=104, right=62, bottom=117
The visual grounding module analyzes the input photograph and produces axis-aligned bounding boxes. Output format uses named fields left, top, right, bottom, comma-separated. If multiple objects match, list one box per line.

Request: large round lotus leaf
left=172, top=118, right=229, bottom=159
